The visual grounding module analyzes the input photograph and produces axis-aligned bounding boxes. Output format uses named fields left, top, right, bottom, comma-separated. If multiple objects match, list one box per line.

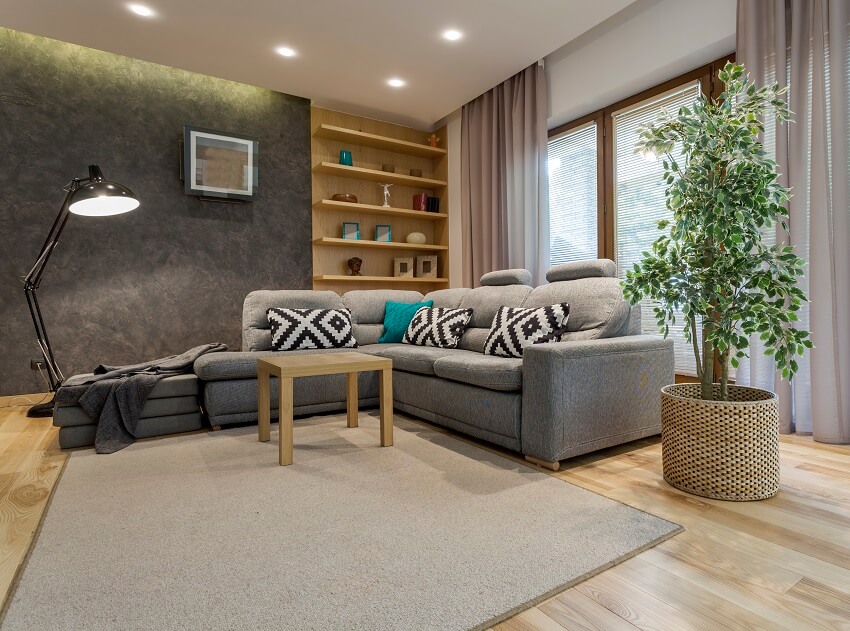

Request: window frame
left=547, top=54, right=734, bottom=260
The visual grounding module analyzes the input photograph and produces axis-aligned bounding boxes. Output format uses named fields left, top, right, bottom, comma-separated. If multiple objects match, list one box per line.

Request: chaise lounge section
left=195, top=259, right=674, bottom=467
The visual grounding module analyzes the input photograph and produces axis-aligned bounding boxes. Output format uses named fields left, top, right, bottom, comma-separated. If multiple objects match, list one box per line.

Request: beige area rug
left=3, top=413, right=680, bottom=631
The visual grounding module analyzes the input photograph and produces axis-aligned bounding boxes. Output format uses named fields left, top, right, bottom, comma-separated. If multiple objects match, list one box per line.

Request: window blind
left=613, top=82, right=703, bottom=375
left=547, top=122, right=598, bottom=265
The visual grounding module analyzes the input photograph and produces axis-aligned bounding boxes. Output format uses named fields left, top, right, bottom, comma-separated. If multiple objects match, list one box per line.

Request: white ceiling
left=0, top=0, right=638, bottom=129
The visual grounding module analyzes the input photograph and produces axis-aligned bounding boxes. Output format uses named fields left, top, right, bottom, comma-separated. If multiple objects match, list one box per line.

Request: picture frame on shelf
left=416, top=255, right=438, bottom=279
left=182, top=125, right=258, bottom=201
left=393, top=257, right=414, bottom=278
left=342, top=222, right=360, bottom=240
left=375, top=224, right=392, bottom=242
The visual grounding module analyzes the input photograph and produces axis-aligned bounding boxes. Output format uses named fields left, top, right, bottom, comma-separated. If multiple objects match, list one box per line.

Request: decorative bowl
left=405, top=232, right=427, bottom=245
left=331, top=194, right=358, bottom=204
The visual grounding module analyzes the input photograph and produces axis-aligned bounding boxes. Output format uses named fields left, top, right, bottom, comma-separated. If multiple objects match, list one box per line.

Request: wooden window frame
left=547, top=54, right=735, bottom=260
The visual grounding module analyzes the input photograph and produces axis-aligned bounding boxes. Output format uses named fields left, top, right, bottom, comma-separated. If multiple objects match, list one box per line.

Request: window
left=548, top=122, right=598, bottom=265
left=612, top=82, right=703, bottom=375
left=547, top=55, right=733, bottom=376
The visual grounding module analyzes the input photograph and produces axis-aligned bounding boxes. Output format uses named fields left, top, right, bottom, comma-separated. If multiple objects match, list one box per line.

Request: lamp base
left=27, top=399, right=55, bottom=418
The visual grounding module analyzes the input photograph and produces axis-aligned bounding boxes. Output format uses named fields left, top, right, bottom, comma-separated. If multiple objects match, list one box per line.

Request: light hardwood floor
left=1, top=394, right=848, bottom=630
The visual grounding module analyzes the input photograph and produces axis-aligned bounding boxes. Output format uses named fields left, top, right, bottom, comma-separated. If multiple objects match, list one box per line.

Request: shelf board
left=314, top=199, right=447, bottom=221
left=313, top=162, right=447, bottom=189
left=313, top=237, right=447, bottom=251
left=314, top=275, right=449, bottom=284
left=313, top=124, right=447, bottom=159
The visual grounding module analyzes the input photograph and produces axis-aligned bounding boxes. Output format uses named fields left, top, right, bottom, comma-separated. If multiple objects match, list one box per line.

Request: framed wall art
left=183, top=125, right=258, bottom=201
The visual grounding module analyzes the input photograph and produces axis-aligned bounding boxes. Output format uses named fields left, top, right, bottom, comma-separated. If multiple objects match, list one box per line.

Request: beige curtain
left=737, top=0, right=850, bottom=443
left=461, top=63, right=549, bottom=287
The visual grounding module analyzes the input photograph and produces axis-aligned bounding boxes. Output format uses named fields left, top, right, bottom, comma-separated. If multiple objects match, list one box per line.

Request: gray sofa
left=194, top=259, right=674, bottom=468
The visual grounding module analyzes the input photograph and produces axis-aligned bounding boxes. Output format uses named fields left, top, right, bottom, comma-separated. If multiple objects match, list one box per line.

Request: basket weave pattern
left=661, top=383, right=779, bottom=501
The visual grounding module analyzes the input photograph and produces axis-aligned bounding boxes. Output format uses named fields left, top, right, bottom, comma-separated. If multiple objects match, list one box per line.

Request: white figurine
left=379, top=183, right=393, bottom=208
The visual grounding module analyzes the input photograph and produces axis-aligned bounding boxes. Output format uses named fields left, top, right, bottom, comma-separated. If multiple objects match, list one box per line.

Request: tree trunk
left=700, top=321, right=715, bottom=400
left=719, top=350, right=730, bottom=401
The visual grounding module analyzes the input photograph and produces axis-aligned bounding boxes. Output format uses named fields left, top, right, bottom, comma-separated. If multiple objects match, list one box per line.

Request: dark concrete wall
left=0, top=29, right=312, bottom=395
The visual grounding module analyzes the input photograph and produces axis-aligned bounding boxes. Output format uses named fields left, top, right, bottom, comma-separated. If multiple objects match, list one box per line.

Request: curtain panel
left=737, top=0, right=850, bottom=443
left=460, top=63, right=549, bottom=287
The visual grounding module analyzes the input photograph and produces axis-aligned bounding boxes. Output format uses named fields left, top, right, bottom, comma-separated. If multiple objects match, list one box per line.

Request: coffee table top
left=257, top=351, right=391, bottom=378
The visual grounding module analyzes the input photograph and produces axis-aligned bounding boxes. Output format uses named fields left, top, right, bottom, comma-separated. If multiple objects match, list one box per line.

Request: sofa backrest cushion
left=546, top=259, right=616, bottom=282
left=479, top=268, right=533, bottom=287
left=522, top=277, right=630, bottom=340
left=422, top=288, right=471, bottom=308
left=243, top=290, right=344, bottom=351
left=457, top=285, right=533, bottom=352
left=343, top=289, right=424, bottom=346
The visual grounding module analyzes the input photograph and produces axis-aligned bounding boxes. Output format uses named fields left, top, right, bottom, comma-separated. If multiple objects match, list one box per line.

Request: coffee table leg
left=258, top=366, right=271, bottom=442
left=379, top=368, right=393, bottom=447
left=279, top=376, right=294, bottom=466
left=346, top=372, right=359, bottom=428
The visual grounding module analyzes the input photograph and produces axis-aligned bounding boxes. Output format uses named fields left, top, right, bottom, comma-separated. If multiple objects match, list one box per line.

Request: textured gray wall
left=0, top=29, right=312, bottom=395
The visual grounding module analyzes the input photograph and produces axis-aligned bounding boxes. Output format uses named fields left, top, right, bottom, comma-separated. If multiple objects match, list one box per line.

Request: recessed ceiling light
left=442, top=29, right=463, bottom=41
left=387, top=78, right=406, bottom=88
left=128, top=3, right=155, bottom=17
left=276, top=46, right=297, bottom=57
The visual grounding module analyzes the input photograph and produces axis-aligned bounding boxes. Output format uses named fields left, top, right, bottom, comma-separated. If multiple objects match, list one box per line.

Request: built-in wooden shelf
left=313, top=237, right=447, bottom=251
left=313, top=199, right=447, bottom=221
left=313, top=124, right=447, bottom=159
left=314, top=275, right=449, bottom=284
left=313, top=162, right=447, bottom=189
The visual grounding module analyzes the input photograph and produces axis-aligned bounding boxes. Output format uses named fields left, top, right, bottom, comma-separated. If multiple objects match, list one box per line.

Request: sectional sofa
left=194, top=259, right=674, bottom=469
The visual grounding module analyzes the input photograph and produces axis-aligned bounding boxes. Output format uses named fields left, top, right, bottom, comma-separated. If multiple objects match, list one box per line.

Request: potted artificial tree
left=622, top=63, right=812, bottom=501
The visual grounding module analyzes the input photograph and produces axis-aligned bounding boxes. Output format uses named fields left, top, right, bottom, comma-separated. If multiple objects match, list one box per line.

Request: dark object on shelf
left=331, top=193, right=358, bottom=203
left=382, top=164, right=395, bottom=173
left=413, top=193, right=428, bottom=211
left=409, top=168, right=422, bottom=178
left=183, top=125, right=258, bottom=201
left=347, top=257, right=363, bottom=276
left=339, top=149, right=353, bottom=166
left=427, top=196, right=441, bottom=212
left=23, top=165, right=140, bottom=417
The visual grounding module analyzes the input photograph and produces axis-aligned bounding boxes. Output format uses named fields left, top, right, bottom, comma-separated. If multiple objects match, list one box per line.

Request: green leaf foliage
left=621, top=63, right=811, bottom=401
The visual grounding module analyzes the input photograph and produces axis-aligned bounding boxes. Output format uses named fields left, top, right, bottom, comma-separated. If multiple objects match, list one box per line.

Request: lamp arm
left=21, top=179, right=84, bottom=393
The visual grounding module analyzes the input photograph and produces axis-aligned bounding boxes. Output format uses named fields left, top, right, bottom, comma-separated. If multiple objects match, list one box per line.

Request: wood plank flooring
left=1, top=394, right=848, bottom=630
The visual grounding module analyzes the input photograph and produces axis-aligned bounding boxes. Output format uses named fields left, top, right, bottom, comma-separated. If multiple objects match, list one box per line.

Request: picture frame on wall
left=183, top=125, right=258, bottom=201
left=342, top=222, right=361, bottom=240
left=375, top=225, right=392, bottom=242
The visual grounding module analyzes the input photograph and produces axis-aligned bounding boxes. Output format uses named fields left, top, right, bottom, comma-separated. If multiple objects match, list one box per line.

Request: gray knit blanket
left=55, top=343, right=227, bottom=454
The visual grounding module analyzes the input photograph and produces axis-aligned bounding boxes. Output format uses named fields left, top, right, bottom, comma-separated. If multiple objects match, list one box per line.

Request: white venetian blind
left=613, top=81, right=702, bottom=375
left=547, top=122, right=598, bottom=265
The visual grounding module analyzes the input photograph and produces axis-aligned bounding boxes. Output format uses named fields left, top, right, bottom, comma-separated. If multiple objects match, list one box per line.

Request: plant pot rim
left=661, top=383, right=777, bottom=406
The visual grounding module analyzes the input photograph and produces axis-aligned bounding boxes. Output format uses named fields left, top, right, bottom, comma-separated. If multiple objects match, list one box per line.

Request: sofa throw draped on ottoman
left=267, top=307, right=357, bottom=351
left=484, top=303, right=570, bottom=358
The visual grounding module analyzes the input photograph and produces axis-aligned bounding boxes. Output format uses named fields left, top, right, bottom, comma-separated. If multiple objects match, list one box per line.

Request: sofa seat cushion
left=361, top=344, right=471, bottom=376
left=433, top=354, right=523, bottom=392
left=194, top=348, right=361, bottom=381
left=54, top=395, right=199, bottom=428
left=55, top=373, right=199, bottom=401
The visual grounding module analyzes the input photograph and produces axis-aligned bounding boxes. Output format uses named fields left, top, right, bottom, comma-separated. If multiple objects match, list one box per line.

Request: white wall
left=545, top=0, right=736, bottom=129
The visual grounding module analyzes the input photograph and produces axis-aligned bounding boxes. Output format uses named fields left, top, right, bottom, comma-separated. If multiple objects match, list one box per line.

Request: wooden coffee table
left=257, top=352, right=393, bottom=465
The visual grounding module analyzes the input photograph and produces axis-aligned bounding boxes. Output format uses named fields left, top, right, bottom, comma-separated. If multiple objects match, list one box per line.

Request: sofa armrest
left=521, top=335, right=674, bottom=463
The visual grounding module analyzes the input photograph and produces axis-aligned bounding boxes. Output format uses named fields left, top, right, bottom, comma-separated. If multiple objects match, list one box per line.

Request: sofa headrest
left=479, top=268, right=533, bottom=286
left=546, top=259, right=616, bottom=282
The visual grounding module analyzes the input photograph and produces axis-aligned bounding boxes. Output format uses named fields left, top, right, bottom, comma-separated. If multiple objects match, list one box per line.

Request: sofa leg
left=210, top=425, right=222, bottom=432
left=525, top=455, right=561, bottom=471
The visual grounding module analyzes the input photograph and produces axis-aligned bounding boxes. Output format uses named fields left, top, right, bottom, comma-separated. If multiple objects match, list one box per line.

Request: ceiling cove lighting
left=275, top=46, right=297, bottom=57
left=128, top=3, right=155, bottom=17
left=442, top=29, right=463, bottom=41
left=387, top=78, right=405, bottom=88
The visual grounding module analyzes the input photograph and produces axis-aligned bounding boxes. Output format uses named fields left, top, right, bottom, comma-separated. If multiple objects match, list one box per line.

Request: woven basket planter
left=660, top=383, right=779, bottom=501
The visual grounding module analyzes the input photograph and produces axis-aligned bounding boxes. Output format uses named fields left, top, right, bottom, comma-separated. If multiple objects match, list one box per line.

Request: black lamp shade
left=68, top=165, right=140, bottom=216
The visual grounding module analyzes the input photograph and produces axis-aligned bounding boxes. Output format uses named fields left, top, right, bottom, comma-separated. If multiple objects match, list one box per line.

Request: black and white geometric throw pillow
left=402, top=307, right=473, bottom=349
left=483, top=303, right=570, bottom=358
left=267, top=308, right=357, bottom=351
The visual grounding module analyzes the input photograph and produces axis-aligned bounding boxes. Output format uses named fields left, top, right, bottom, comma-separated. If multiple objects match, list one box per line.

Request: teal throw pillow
left=379, top=300, right=434, bottom=343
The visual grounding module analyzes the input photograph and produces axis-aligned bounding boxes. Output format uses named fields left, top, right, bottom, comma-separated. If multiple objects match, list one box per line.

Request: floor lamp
left=23, top=165, right=140, bottom=417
